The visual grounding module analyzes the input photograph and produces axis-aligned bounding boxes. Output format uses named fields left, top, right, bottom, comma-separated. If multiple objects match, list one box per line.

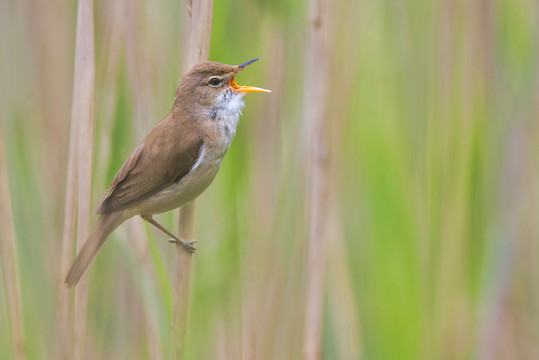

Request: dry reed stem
left=303, top=0, right=330, bottom=358
left=0, top=129, right=26, bottom=360
left=68, top=0, right=96, bottom=358
left=54, top=76, right=79, bottom=360
left=168, top=201, right=196, bottom=359
left=54, top=4, right=94, bottom=352
left=166, top=0, right=213, bottom=358
left=182, top=0, right=214, bottom=74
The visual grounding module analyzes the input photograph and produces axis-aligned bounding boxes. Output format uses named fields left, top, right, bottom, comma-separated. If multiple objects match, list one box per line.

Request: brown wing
left=96, top=117, right=203, bottom=214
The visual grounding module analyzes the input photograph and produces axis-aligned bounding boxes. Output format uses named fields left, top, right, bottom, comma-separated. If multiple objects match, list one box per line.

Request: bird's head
left=175, top=58, right=270, bottom=114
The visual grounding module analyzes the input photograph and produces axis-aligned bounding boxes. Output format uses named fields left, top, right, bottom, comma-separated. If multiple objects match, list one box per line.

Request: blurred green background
left=1, top=0, right=538, bottom=359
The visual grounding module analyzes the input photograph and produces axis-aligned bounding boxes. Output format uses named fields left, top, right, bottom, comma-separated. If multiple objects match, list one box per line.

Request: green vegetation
left=1, top=0, right=538, bottom=359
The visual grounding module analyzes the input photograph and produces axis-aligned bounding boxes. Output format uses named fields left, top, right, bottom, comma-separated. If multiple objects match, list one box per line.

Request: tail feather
left=65, top=212, right=125, bottom=287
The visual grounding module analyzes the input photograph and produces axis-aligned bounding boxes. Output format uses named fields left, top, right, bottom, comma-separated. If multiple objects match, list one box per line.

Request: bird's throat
left=207, top=91, right=244, bottom=149
left=210, top=91, right=245, bottom=122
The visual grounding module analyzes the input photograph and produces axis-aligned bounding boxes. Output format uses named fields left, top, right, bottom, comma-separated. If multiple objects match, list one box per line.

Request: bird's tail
left=65, top=212, right=126, bottom=288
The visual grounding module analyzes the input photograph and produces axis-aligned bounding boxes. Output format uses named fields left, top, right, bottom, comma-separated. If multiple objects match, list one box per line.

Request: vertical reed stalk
left=303, top=0, right=330, bottom=358
left=69, top=0, right=96, bottom=358
left=168, top=201, right=196, bottom=358
left=55, top=74, right=79, bottom=359
left=167, top=1, right=213, bottom=358
left=0, top=129, right=26, bottom=360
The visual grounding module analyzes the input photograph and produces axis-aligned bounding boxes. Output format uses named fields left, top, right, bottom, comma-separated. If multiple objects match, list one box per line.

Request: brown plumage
left=65, top=59, right=270, bottom=287
left=96, top=114, right=203, bottom=214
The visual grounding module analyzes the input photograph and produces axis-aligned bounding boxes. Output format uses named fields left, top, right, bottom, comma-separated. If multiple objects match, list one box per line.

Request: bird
left=65, top=58, right=270, bottom=287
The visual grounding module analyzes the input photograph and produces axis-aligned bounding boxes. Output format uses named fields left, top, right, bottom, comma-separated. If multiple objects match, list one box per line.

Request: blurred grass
left=1, top=0, right=539, bottom=359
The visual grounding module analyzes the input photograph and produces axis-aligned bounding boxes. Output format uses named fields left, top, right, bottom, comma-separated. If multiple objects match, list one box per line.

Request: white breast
left=210, top=90, right=245, bottom=151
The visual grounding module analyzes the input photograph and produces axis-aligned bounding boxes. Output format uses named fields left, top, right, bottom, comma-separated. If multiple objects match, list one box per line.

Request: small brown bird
left=65, top=58, right=270, bottom=287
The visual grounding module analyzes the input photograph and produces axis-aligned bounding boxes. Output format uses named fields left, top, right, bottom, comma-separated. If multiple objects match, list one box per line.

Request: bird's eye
left=208, top=77, right=221, bottom=87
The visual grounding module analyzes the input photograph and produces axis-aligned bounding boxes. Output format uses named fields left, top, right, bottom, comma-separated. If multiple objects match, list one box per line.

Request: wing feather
left=96, top=115, right=203, bottom=214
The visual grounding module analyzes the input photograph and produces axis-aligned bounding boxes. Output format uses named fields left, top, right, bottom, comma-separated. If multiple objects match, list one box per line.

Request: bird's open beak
left=229, top=57, right=271, bottom=93
left=229, top=77, right=271, bottom=93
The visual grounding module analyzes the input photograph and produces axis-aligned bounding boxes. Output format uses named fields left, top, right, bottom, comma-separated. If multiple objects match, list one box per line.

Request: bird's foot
left=169, top=238, right=197, bottom=253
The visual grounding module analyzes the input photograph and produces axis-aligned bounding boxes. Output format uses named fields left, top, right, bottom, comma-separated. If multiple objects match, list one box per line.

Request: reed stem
left=69, top=0, right=96, bottom=358
left=303, top=0, right=330, bottom=358
left=167, top=0, right=213, bottom=358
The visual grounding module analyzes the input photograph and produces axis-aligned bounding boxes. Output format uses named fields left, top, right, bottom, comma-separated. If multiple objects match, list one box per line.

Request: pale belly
left=129, top=158, right=222, bottom=216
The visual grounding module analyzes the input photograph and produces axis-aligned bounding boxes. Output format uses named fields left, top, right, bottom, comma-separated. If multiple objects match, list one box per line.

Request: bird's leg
left=141, top=215, right=197, bottom=253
